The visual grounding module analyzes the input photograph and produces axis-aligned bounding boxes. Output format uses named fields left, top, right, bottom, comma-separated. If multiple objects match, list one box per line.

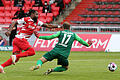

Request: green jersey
left=39, top=30, right=89, bottom=58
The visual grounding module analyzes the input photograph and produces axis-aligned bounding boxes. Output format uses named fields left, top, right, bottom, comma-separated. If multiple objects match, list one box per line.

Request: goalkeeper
left=31, top=22, right=92, bottom=75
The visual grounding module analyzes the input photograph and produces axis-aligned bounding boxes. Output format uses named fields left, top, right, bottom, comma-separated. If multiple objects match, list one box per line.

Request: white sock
left=0, top=65, right=3, bottom=69
left=12, top=55, right=16, bottom=61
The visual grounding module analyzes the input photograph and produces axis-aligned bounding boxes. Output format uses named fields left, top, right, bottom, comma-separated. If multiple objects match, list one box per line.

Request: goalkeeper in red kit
left=0, top=9, right=60, bottom=73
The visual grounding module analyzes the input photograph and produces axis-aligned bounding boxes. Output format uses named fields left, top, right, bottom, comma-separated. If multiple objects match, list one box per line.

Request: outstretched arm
left=34, top=31, right=60, bottom=40
left=42, top=23, right=61, bottom=29
left=75, top=34, right=92, bottom=47
left=38, top=21, right=61, bottom=29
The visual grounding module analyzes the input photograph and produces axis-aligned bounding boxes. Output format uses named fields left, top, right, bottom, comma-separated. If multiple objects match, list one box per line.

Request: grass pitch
left=0, top=51, right=120, bottom=80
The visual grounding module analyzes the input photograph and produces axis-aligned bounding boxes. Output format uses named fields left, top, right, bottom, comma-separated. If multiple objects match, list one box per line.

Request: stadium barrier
left=0, top=46, right=13, bottom=51
left=0, top=34, right=120, bottom=52
left=0, top=25, right=120, bottom=52
left=71, top=26, right=120, bottom=32
left=1, top=25, right=120, bottom=32
left=33, top=33, right=120, bottom=52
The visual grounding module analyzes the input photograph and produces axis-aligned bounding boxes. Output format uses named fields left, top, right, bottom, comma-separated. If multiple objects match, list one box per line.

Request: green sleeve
left=39, top=31, right=60, bottom=40
left=74, top=34, right=89, bottom=47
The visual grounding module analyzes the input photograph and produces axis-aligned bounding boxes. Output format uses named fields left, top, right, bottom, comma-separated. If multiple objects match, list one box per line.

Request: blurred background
left=0, top=0, right=120, bottom=52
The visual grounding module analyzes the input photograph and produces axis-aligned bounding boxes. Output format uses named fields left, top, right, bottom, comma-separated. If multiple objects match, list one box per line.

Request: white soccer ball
left=108, top=62, right=117, bottom=72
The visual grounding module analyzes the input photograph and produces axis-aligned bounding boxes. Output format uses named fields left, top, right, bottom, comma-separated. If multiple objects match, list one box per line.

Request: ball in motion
left=108, top=62, right=117, bottom=72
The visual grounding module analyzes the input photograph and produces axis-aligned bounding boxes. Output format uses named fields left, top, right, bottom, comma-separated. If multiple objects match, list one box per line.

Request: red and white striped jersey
left=15, top=17, right=43, bottom=40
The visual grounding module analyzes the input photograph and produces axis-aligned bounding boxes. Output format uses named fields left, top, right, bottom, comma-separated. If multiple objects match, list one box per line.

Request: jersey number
left=61, top=34, right=71, bottom=45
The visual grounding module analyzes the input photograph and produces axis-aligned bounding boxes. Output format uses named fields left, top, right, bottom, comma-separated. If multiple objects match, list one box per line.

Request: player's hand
left=48, top=24, right=59, bottom=28
left=88, top=40, right=93, bottom=46
left=5, top=31, right=10, bottom=37
left=47, top=24, right=55, bottom=29
left=33, top=30, right=40, bottom=38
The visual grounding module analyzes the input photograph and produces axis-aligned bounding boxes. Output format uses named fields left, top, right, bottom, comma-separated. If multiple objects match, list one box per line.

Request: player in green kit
left=31, top=22, right=92, bottom=75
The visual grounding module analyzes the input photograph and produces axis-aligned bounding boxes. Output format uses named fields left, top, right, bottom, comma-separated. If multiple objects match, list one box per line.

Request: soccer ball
left=108, top=62, right=117, bottom=72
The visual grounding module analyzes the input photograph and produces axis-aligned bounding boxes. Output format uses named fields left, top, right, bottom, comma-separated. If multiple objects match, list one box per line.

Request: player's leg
left=11, top=38, right=35, bottom=64
left=16, top=47, right=35, bottom=57
left=31, top=51, right=56, bottom=71
left=9, top=38, right=23, bottom=65
left=0, top=38, right=21, bottom=73
left=0, top=53, right=20, bottom=73
left=44, top=56, right=69, bottom=75
left=11, top=47, right=35, bottom=64
left=11, top=47, right=35, bottom=65
left=31, top=57, right=47, bottom=71
left=44, top=66, right=68, bottom=75
left=0, top=65, right=5, bottom=73
left=52, top=66, right=68, bottom=72
left=54, top=57, right=69, bottom=72
left=1, top=49, right=21, bottom=67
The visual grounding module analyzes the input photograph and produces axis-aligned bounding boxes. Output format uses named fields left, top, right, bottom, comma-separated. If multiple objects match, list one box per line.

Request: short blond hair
left=63, top=22, right=70, bottom=29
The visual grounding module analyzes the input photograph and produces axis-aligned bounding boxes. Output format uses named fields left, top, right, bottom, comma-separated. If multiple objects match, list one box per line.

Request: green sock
left=36, top=60, right=43, bottom=66
left=53, top=67, right=67, bottom=72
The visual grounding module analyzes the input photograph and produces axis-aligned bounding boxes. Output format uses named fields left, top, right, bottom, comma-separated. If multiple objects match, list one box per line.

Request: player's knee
left=62, top=66, right=68, bottom=71
left=13, top=51, right=20, bottom=55
left=31, top=48, right=35, bottom=55
left=28, top=48, right=35, bottom=55
left=65, top=67, right=68, bottom=71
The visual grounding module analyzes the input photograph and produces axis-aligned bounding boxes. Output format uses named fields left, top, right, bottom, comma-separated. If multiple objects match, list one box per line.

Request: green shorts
left=43, top=50, right=69, bottom=66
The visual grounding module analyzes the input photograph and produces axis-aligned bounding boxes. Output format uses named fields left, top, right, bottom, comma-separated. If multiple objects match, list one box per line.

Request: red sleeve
left=23, top=17, right=29, bottom=23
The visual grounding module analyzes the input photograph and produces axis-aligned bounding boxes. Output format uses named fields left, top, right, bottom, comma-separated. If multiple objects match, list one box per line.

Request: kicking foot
left=31, top=65, right=40, bottom=71
left=11, top=55, right=16, bottom=65
left=44, top=69, right=53, bottom=75
left=0, top=66, right=5, bottom=73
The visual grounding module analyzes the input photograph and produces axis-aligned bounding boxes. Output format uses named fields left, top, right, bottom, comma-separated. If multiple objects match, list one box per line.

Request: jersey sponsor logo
left=33, top=34, right=111, bottom=51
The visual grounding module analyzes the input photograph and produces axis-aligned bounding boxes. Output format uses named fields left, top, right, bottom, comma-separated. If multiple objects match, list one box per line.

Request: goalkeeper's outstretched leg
left=31, top=57, right=47, bottom=71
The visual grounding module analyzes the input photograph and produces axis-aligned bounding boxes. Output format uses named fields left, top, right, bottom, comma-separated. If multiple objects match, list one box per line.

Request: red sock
left=1, top=57, right=20, bottom=68
left=1, top=48, right=35, bottom=68
left=16, top=48, right=35, bottom=58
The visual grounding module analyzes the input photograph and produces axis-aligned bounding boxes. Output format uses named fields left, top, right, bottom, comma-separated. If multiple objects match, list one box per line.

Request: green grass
left=0, top=51, right=120, bottom=80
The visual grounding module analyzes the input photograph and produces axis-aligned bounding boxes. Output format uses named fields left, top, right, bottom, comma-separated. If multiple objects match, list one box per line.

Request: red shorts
left=12, top=37, right=32, bottom=53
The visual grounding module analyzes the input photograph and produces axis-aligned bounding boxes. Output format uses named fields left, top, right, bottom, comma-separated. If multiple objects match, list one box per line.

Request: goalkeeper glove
left=88, top=40, right=93, bottom=46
